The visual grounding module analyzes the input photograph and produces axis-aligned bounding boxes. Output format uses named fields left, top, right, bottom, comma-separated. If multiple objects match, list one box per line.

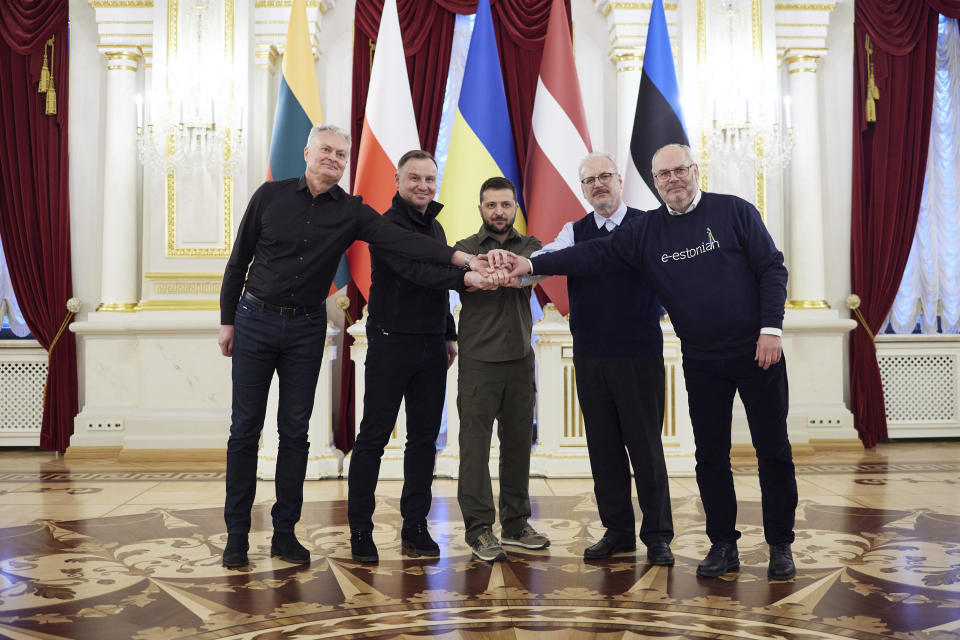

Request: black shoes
left=646, top=541, right=675, bottom=566
left=271, top=531, right=311, bottom=564
left=222, top=533, right=249, bottom=568
left=351, top=529, right=379, bottom=563
left=401, top=522, right=440, bottom=557
left=697, top=541, right=740, bottom=577
left=768, top=542, right=796, bottom=580
left=583, top=533, right=636, bottom=559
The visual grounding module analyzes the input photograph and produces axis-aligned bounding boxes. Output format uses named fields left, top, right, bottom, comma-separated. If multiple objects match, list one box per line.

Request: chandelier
left=136, top=98, right=245, bottom=177
left=705, top=102, right=794, bottom=173
left=135, top=0, right=245, bottom=177
left=703, top=0, right=794, bottom=172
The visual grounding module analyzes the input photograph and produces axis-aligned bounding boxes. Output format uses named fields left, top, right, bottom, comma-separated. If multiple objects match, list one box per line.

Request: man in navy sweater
left=521, top=152, right=673, bottom=564
left=498, top=144, right=798, bottom=581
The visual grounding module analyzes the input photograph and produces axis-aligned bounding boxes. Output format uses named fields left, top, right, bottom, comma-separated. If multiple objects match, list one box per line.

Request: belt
left=242, top=291, right=323, bottom=317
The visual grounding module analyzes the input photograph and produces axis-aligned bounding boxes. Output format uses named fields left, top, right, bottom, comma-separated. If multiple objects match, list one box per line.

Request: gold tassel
left=865, top=34, right=879, bottom=123
left=38, top=46, right=50, bottom=93
left=44, top=37, right=57, bottom=115
left=45, top=86, right=57, bottom=115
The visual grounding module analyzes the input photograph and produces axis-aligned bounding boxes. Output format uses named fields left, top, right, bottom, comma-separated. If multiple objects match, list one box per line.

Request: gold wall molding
left=134, top=300, right=220, bottom=311
left=145, top=272, right=222, bottom=280
left=107, top=63, right=139, bottom=71
left=163, top=0, right=235, bottom=258
left=784, top=53, right=821, bottom=64
left=96, top=302, right=138, bottom=312
left=103, top=50, right=142, bottom=62
left=89, top=0, right=152, bottom=7
left=775, top=3, right=835, bottom=9
left=786, top=299, right=831, bottom=309
left=152, top=282, right=222, bottom=295
left=254, top=0, right=326, bottom=11
left=603, top=2, right=678, bottom=17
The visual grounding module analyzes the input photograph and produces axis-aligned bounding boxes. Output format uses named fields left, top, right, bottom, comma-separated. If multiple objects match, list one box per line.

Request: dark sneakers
left=645, top=541, right=675, bottom=566
left=696, top=542, right=740, bottom=577
left=583, top=533, right=636, bottom=559
left=271, top=531, right=311, bottom=564
left=401, top=522, right=440, bottom=557
left=222, top=533, right=249, bottom=568
left=768, top=543, right=797, bottom=580
left=351, top=529, right=379, bottom=563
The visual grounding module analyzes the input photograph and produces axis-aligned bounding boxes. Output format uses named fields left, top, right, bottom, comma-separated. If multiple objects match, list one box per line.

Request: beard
left=483, top=218, right=514, bottom=235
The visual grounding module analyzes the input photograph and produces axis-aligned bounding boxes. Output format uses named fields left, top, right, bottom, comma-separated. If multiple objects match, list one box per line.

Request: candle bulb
left=745, top=100, right=750, bottom=124
left=179, top=100, right=184, bottom=124
left=211, top=99, right=216, bottom=126
left=238, top=106, right=244, bottom=130
left=135, top=94, right=143, bottom=128
left=783, top=95, right=792, bottom=130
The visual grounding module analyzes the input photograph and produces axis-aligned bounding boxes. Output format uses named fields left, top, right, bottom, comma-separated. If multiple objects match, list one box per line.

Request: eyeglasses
left=653, top=164, right=695, bottom=182
left=580, top=171, right=618, bottom=186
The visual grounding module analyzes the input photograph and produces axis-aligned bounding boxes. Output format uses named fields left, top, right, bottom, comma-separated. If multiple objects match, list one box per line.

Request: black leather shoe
left=768, top=543, right=796, bottom=580
left=351, top=529, right=379, bottom=563
left=696, top=542, right=739, bottom=577
left=584, top=533, right=636, bottom=559
left=271, top=531, right=310, bottom=564
left=401, top=522, right=440, bottom=557
left=222, top=533, right=249, bottom=568
left=646, top=542, right=675, bottom=566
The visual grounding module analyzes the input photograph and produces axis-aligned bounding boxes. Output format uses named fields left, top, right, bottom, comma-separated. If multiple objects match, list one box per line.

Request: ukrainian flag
left=437, top=0, right=525, bottom=243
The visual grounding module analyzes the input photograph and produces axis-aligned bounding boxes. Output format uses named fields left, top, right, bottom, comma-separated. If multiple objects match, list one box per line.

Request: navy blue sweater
left=567, top=208, right=662, bottom=357
left=533, top=192, right=787, bottom=360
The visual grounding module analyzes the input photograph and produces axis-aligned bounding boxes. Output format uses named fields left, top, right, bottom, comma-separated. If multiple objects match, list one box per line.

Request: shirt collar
left=593, top=201, right=628, bottom=228
left=477, top=224, right=522, bottom=245
left=665, top=189, right=702, bottom=216
left=297, top=175, right=343, bottom=200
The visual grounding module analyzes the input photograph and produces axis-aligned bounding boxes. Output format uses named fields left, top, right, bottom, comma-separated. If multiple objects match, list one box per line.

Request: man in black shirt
left=347, top=150, right=492, bottom=562
left=218, top=126, right=480, bottom=568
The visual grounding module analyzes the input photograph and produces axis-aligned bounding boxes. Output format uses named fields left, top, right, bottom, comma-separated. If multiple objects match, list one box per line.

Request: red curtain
left=0, top=0, right=77, bottom=452
left=850, top=0, right=960, bottom=447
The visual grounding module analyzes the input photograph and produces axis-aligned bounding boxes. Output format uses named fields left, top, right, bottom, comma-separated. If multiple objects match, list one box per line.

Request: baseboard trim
left=64, top=446, right=122, bottom=460
left=117, top=449, right=225, bottom=464
left=809, top=438, right=865, bottom=451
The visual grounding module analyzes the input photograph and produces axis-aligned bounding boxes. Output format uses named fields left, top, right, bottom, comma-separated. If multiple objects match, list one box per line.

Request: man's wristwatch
left=461, top=253, right=476, bottom=269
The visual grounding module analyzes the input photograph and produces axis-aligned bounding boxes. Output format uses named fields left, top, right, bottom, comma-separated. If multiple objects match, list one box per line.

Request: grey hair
left=578, top=151, right=619, bottom=176
left=306, top=124, right=352, bottom=148
left=651, top=144, right=699, bottom=170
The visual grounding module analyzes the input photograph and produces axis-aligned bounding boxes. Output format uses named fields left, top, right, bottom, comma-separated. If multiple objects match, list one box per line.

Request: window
left=0, top=235, right=32, bottom=340
left=887, top=15, right=960, bottom=335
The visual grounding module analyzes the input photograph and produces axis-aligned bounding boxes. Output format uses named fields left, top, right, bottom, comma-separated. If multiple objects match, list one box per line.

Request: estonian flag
left=622, top=0, right=689, bottom=210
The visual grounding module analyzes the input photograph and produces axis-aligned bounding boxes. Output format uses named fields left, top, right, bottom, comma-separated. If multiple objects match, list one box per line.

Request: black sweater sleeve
left=531, top=216, right=646, bottom=277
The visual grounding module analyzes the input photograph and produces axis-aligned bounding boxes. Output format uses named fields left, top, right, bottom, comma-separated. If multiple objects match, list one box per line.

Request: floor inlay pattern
left=1, top=492, right=958, bottom=640
left=0, top=460, right=958, bottom=483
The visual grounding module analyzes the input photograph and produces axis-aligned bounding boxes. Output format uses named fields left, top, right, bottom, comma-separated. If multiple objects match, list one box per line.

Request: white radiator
left=0, top=342, right=47, bottom=446
left=876, top=336, right=960, bottom=438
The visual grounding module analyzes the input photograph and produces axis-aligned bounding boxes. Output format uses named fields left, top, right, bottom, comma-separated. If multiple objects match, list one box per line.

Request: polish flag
left=349, top=0, right=420, bottom=300
left=523, top=0, right=592, bottom=316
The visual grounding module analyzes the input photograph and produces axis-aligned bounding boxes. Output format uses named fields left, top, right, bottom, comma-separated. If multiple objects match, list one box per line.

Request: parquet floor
left=0, top=442, right=957, bottom=639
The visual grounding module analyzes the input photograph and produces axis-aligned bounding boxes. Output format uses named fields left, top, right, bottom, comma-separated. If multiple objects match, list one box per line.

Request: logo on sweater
left=661, top=227, right=720, bottom=263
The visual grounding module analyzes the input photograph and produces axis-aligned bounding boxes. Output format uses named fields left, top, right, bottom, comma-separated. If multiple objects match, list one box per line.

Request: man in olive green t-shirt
left=453, top=176, right=547, bottom=562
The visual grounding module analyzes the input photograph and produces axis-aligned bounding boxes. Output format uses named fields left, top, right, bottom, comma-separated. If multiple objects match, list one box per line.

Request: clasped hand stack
left=464, top=250, right=531, bottom=291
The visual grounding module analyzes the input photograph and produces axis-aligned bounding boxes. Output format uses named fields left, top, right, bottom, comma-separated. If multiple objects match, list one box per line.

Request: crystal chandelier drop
left=703, top=0, right=794, bottom=172
left=135, top=0, right=245, bottom=177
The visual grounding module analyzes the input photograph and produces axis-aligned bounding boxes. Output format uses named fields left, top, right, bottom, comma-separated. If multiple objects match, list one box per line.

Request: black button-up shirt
left=220, top=176, right=455, bottom=324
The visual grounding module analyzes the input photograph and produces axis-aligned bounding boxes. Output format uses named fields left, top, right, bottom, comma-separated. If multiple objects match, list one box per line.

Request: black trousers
left=573, top=353, right=674, bottom=547
left=347, top=326, right=447, bottom=532
left=682, top=353, right=797, bottom=545
left=224, top=299, right=327, bottom=534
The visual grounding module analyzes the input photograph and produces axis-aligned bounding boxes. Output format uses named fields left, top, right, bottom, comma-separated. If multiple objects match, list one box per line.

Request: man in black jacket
left=347, top=150, right=492, bottom=562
